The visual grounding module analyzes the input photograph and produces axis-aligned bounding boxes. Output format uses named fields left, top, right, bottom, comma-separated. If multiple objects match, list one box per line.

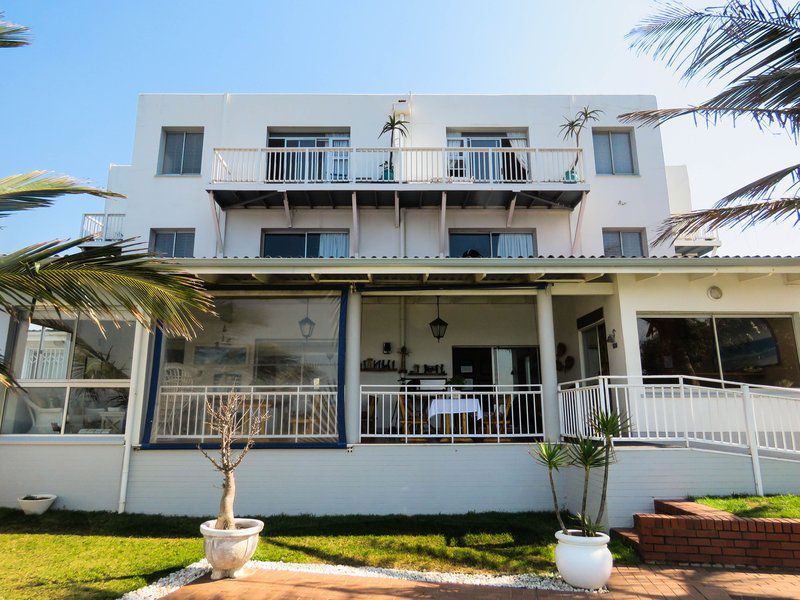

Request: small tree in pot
left=379, top=114, right=409, bottom=181
left=531, top=409, right=628, bottom=590
left=199, top=392, right=267, bottom=579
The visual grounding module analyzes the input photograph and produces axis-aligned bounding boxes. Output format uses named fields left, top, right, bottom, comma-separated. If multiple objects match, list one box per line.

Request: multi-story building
left=2, top=94, right=799, bottom=526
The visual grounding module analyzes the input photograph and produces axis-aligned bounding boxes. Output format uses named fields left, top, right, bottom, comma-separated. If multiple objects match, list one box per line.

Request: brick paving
left=164, top=564, right=800, bottom=599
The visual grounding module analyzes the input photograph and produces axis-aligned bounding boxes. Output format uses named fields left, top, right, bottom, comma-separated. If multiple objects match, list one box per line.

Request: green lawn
left=0, top=508, right=636, bottom=600
left=694, top=494, right=800, bottom=519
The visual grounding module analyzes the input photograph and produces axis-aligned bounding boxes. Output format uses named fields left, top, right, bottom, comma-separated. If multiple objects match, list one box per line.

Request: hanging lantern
left=299, top=300, right=316, bottom=339
left=429, top=296, right=448, bottom=342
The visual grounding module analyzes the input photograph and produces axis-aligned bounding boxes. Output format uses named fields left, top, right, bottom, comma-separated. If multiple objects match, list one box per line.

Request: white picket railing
left=153, top=385, right=338, bottom=442
left=360, top=384, right=543, bottom=443
left=81, top=213, right=125, bottom=241
left=212, top=147, right=584, bottom=186
left=558, top=375, right=800, bottom=454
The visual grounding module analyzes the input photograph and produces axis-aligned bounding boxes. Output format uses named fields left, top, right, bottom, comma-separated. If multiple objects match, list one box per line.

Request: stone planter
left=200, top=518, right=264, bottom=580
left=17, top=494, right=57, bottom=515
left=555, top=530, right=612, bottom=590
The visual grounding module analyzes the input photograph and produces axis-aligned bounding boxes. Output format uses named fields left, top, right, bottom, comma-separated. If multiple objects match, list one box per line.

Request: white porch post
left=344, top=289, right=362, bottom=444
left=536, top=286, right=559, bottom=441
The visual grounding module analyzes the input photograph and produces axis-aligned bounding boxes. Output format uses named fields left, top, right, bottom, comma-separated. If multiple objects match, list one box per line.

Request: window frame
left=592, top=128, right=637, bottom=176
left=261, top=229, right=350, bottom=258
left=149, top=229, right=196, bottom=258
left=602, top=228, right=647, bottom=257
left=158, top=127, right=204, bottom=176
left=447, top=229, right=538, bottom=258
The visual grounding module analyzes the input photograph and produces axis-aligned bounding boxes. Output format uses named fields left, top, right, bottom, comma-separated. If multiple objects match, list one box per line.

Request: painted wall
left=105, top=93, right=674, bottom=259
left=0, top=442, right=123, bottom=511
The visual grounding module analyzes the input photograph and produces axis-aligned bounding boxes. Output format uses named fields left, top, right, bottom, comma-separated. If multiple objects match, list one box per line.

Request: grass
left=0, top=508, right=637, bottom=600
left=694, top=494, right=800, bottom=519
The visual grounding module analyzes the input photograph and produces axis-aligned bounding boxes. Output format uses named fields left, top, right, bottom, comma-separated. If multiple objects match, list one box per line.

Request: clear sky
left=1, top=0, right=796, bottom=255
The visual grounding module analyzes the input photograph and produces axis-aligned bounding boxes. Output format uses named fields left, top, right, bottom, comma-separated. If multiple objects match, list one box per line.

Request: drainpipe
left=117, top=323, right=148, bottom=513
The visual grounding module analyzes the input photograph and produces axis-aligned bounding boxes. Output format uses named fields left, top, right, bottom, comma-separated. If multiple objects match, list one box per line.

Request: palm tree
left=0, top=18, right=214, bottom=388
left=379, top=114, right=409, bottom=176
left=620, top=1, right=800, bottom=245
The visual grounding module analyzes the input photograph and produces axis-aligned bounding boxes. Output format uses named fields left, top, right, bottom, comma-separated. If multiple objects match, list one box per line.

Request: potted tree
left=531, top=409, right=627, bottom=590
left=379, top=114, right=409, bottom=181
left=558, top=106, right=602, bottom=183
left=199, top=392, right=267, bottom=580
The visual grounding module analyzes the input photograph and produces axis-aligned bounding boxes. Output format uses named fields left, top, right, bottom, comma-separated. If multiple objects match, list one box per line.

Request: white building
left=2, top=93, right=799, bottom=527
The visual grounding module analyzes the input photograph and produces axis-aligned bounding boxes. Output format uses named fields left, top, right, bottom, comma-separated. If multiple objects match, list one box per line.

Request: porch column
left=536, top=286, right=559, bottom=441
left=344, top=289, right=362, bottom=444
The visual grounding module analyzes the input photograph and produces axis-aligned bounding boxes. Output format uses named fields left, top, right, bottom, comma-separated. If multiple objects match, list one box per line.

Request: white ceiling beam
left=738, top=272, right=773, bottom=282
left=581, top=272, right=606, bottom=282
left=282, top=192, right=292, bottom=228
left=689, top=271, right=717, bottom=281
left=527, top=273, right=545, bottom=282
left=635, top=273, right=661, bottom=282
left=506, top=195, right=517, bottom=227
left=252, top=274, right=272, bottom=283
left=474, top=273, right=487, bottom=282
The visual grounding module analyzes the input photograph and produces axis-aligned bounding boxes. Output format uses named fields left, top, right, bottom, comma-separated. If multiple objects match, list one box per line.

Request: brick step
left=610, top=527, right=640, bottom=550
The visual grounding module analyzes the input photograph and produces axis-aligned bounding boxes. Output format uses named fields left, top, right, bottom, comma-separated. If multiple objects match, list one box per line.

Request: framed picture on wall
left=193, top=346, right=248, bottom=365
left=460, top=365, right=473, bottom=374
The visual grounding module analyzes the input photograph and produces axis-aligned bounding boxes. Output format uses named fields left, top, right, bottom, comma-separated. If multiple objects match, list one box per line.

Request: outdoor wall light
left=707, top=285, right=723, bottom=300
left=383, top=342, right=392, bottom=354
left=429, top=296, right=448, bottom=343
left=606, top=329, right=618, bottom=349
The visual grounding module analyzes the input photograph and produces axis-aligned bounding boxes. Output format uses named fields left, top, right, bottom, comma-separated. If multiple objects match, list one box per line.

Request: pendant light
left=298, top=299, right=316, bottom=340
left=428, top=296, right=448, bottom=342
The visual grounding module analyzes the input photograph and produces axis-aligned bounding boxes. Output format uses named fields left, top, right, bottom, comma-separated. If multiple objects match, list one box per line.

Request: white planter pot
left=554, top=530, right=612, bottom=590
left=200, top=518, right=264, bottom=580
left=17, top=494, right=57, bottom=515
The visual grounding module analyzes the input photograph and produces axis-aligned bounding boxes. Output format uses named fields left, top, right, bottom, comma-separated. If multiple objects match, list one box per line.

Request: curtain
left=507, top=137, right=529, bottom=180
left=496, top=233, right=534, bottom=258
left=318, top=233, right=349, bottom=258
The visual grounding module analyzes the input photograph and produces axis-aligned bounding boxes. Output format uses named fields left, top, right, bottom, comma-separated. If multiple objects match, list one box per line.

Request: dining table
left=427, top=395, right=483, bottom=435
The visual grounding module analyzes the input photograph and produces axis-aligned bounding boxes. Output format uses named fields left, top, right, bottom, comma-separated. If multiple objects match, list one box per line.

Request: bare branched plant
left=199, top=393, right=267, bottom=530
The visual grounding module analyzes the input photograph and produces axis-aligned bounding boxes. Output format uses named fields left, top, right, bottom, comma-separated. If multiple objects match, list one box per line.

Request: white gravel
left=120, top=559, right=604, bottom=598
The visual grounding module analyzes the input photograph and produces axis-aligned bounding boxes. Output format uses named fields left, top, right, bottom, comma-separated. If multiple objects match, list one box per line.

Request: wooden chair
left=398, top=391, right=429, bottom=437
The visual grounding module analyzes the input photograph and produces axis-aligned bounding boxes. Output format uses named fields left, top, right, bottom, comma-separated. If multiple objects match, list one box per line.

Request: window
left=592, top=130, right=635, bottom=175
left=449, top=231, right=536, bottom=258
left=638, top=316, right=800, bottom=387
left=161, top=129, right=203, bottom=175
left=262, top=231, right=349, bottom=258
left=0, top=310, right=134, bottom=435
left=603, top=229, right=645, bottom=257
left=150, top=230, right=195, bottom=258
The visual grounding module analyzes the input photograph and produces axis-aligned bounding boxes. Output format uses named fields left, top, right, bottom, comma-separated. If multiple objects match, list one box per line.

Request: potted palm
left=379, top=114, right=409, bottom=181
left=531, top=409, right=627, bottom=590
left=199, top=392, right=267, bottom=580
left=558, top=106, right=602, bottom=183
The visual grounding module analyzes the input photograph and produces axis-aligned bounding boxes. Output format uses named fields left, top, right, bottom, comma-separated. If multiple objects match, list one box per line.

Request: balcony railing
left=558, top=375, right=800, bottom=454
left=212, top=147, right=584, bottom=186
left=360, top=384, right=543, bottom=443
left=81, top=213, right=125, bottom=241
left=152, top=385, right=338, bottom=443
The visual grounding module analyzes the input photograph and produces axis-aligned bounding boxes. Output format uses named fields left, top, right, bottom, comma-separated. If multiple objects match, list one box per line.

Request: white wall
left=106, top=93, right=673, bottom=259
left=666, top=165, right=692, bottom=215
left=0, top=442, right=123, bottom=511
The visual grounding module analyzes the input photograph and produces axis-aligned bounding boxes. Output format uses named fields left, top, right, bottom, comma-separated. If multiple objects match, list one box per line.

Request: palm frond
left=379, top=114, right=409, bottom=139
left=654, top=197, right=800, bottom=245
left=0, top=237, right=215, bottom=339
left=0, top=354, right=18, bottom=389
left=0, top=13, right=30, bottom=48
left=717, top=162, right=800, bottom=204
left=703, top=67, right=800, bottom=113
left=628, top=1, right=800, bottom=83
left=0, top=171, right=124, bottom=217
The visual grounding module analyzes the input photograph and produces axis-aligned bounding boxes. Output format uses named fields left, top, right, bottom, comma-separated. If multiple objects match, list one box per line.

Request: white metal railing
left=21, top=347, right=69, bottom=380
left=558, top=375, right=800, bottom=454
left=153, top=385, right=338, bottom=442
left=81, top=213, right=125, bottom=241
left=360, top=384, right=543, bottom=443
left=212, top=147, right=584, bottom=186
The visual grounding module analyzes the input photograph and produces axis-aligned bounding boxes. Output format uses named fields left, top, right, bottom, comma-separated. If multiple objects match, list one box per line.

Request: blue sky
left=1, top=0, right=796, bottom=255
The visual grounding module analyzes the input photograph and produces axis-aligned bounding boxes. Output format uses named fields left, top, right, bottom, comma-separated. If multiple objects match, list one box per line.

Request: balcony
left=209, top=147, right=589, bottom=210
left=80, top=213, right=125, bottom=245
left=674, top=227, right=721, bottom=257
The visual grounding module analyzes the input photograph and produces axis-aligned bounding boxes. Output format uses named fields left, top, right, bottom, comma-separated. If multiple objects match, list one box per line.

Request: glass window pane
left=162, top=132, right=184, bottom=175
left=621, top=231, right=644, bottom=257
left=449, top=233, right=491, bottom=258
left=493, top=233, right=535, bottom=258
left=16, top=317, right=73, bottom=380
left=173, top=232, right=195, bottom=258
left=1, top=387, right=65, bottom=434
left=71, top=317, right=135, bottom=379
left=717, top=317, right=800, bottom=387
left=181, top=132, right=203, bottom=174
left=263, top=233, right=306, bottom=257
left=306, top=233, right=321, bottom=258
left=64, top=387, right=129, bottom=434
left=317, top=233, right=348, bottom=258
left=153, top=231, right=175, bottom=256
left=610, top=132, right=635, bottom=174
left=638, top=317, right=720, bottom=381
left=602, top=231, right=622, bottom=256
left=592, top=132, right=613, bottom=175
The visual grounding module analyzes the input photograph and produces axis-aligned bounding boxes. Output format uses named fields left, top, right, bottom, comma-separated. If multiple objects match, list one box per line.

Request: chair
left=22, top=396, right=64, bottom=434
left=486, top=393, right=515, bottom=435
left=398, top=387, right=430, bottom=436
left=162, top=364, right=193, bottom=386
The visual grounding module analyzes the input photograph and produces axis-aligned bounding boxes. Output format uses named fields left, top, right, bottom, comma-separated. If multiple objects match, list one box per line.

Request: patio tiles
left=163, top=565, right=800, bottom=599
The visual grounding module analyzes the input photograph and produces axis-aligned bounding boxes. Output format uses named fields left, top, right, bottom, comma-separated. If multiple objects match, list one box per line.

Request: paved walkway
left=164, top=564, right=800, bottom=599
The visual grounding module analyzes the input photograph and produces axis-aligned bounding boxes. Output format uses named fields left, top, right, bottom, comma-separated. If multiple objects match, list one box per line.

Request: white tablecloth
left=428, top=397, right=483, bottom=421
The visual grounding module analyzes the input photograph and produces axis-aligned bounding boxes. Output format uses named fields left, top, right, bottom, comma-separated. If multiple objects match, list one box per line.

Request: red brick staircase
left=612, top=499, right=800, bottom=568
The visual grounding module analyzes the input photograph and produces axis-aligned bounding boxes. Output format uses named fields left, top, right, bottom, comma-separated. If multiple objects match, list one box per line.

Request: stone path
left=164, top=564, right=800, bottom=599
